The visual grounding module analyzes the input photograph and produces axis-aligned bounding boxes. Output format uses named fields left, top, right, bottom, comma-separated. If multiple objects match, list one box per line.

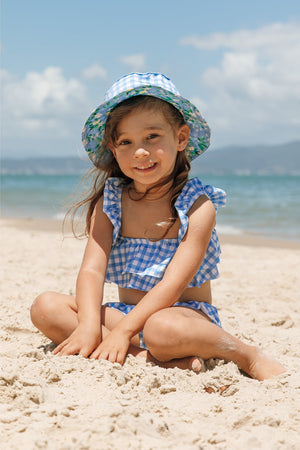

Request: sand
left=1, top=217, right=300, bottom=450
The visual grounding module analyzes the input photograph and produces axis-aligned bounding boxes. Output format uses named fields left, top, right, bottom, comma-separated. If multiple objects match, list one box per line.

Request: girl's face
left=109, top=107, right=190, bottom=193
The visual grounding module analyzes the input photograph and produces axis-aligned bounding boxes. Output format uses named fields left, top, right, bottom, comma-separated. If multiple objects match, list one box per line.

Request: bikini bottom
left=104, top=300, right=222, bottom=350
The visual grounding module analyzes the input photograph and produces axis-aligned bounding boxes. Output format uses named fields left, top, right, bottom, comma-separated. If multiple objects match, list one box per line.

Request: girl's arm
left=53, top=197, right=113, bottom=357
left=91, top=195, right=216, bottom=363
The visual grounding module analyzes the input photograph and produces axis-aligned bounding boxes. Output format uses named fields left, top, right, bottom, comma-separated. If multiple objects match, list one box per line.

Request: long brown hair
left=65, top=95, right=191, bottom=237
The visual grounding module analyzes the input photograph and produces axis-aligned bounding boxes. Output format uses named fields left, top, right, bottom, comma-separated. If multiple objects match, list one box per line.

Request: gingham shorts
left=103, top=301, right=222, bottom=350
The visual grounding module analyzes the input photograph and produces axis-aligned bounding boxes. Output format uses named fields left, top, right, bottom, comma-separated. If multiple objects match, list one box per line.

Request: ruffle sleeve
left=103, top=177, right=123, bottom=244
left=175, top=177, right=226, bottom=241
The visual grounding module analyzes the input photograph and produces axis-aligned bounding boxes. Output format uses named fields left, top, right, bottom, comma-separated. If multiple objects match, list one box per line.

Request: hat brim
left=82, top=85, right=210, bottom=165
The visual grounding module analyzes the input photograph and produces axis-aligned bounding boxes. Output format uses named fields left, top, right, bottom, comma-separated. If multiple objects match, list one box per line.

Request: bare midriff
left=117, top=280, right=212, bottom=305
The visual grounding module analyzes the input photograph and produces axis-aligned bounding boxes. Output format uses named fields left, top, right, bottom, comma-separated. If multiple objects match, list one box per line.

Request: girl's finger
left=56, top=345, right=70, bottom=356
left=57, top=341, right=78, bottom=356
left=59, top=347, right=71, bottom=356
left=107, top=351, right=117, bottom=363
left=92, top=341, right=106, bottom=359
left=89, top=350, right=99, bottom=359
left=98, top=350, right=109, bottom=361
left=52, top=342, right=67, bottom=355
left=79, top=347, right=92, bottom=358
left=116, top=351, right=125, bottom=365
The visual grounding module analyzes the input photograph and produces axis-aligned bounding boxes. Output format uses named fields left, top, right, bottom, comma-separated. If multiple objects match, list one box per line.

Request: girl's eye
left=147, top=134, right=159, bottom=140
left=118, top=139, right=131, bottom=146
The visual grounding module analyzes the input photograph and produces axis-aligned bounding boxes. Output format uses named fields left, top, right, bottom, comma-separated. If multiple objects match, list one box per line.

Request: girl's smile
left=109, top=108, right=189, bottom=193
left=134, top=162, right=157, bottom=173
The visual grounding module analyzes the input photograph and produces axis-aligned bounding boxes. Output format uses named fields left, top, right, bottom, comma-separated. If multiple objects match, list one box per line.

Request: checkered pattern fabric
left=103, top=300, right=222, bottom=349
left=103, top=177, right=226, bottom=291
left=104, top=300, right=221, bottom=327
left=104, top=73, right=179, bottom=101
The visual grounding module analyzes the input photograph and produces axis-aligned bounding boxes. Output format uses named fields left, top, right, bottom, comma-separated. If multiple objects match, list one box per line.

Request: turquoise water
left=1, top=173, right=300, bottom=241
left=193, top=173, right=300, bottom=241
left=1, top=174, right=79, bottom=219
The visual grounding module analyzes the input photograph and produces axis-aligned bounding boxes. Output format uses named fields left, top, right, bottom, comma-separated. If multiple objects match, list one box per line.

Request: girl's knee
left=30, top=291, right=57, bottom=325
left=143, top=311, right=184, bottom=359
left=144, top=311, right=169, bottom=341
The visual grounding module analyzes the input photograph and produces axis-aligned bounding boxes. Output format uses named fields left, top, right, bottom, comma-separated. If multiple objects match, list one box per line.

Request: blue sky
left=1, top=0, right=300, bottom=158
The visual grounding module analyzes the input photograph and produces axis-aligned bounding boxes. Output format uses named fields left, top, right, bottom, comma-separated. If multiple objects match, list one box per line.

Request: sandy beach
left=1, top=217, right=300, bottom=450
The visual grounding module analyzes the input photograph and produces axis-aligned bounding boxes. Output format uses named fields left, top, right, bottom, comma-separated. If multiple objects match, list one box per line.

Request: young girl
left=31, top=72, right=285, bottom=380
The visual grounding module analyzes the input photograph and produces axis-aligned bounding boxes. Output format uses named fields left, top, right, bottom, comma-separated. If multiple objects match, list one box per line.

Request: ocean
left=1, top=171, right=300, bottom=242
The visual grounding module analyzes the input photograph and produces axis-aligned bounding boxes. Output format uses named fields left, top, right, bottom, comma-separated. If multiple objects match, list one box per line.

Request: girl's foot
left=247, top=347, right=286, bottom=381
left=133, top=348, right=205, bottom=372
left=150, top=355, right=205, bottom=373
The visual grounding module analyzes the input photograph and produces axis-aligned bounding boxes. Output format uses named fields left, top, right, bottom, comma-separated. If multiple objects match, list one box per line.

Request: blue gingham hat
left=82, top=72, right=211, bottom=165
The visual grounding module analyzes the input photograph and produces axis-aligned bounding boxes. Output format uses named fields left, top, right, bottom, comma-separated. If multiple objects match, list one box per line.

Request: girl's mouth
left=135, top=162, right=157, bottom=171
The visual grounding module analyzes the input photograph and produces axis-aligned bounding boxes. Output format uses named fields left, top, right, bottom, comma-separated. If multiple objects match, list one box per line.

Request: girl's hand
left=90, top=328, right=131, bottom=365
left=53, top=323, right=101, bottom=358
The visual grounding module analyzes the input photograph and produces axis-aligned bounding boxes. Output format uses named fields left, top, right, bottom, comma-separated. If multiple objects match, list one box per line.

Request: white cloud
left=180, top=22, right=300, bottom=51
left=120, top=53, right=146, bottom=71
left=81, top=63, right=107, bottom=80
left=1, top=66, right=87, bottom=137
left=180, top=22, right=300, bottom=146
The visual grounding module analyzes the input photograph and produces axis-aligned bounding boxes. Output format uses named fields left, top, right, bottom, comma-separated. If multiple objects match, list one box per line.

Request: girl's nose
left=134, top=147, right=150, bottom=158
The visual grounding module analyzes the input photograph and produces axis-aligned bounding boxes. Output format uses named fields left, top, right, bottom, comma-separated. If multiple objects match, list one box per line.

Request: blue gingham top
left=103, top=177, right=226, bottom=291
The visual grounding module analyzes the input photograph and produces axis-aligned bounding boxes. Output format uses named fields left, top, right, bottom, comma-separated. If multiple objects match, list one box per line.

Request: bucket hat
left=82, top=72, right=210, bottom=166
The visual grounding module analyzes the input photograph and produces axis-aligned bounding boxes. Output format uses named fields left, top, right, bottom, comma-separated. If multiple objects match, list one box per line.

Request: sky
left=1, top=0, right=300, bottom=159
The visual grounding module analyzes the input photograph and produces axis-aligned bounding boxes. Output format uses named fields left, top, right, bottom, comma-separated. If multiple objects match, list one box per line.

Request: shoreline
left=1, top=216, right=300, bottom=249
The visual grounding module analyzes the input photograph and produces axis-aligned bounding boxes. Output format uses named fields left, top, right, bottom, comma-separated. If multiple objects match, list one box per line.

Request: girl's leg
left=142, top=307, right=285, bottom=381
left=30, top=291, right=142, bottom=348
left=31, top=292, right=79, bottom=344
left=100, top=304, right=204, bottom=370
left=30, top=292, right=203, bottom=371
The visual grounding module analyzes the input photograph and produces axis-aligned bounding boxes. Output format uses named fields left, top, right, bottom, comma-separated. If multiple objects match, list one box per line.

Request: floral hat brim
left=82, top=83, right=211, bottom=166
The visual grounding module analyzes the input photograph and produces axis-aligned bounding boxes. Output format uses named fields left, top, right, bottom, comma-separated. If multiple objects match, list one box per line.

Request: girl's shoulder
left=176, top=177, right=226, bottom=212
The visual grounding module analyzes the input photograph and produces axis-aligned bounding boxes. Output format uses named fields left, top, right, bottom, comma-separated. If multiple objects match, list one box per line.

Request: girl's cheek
left=155, top=149, right=164, bottom=157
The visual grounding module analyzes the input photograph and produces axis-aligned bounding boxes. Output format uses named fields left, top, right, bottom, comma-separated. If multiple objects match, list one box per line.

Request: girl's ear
left=177, top=124, right=190, bottom=152
left=108, top=142, right=116, bottom=157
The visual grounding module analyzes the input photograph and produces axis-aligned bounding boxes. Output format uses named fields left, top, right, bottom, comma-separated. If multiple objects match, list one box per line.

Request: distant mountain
left=192, top=141, right=300, bottom=175
left=1, top=141, right=299, bottom=175
left=1, top=156, right=92, bottom=175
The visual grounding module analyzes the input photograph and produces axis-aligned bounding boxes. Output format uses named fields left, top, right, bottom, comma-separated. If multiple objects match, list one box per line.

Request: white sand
left=1, top=218, right=300, bottom=449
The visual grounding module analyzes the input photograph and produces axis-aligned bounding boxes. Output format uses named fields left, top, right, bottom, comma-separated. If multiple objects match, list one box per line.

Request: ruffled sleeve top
left=103, top=177, right=226, bottom=292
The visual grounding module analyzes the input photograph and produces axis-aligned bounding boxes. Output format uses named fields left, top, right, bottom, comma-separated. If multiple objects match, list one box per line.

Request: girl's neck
left=129, top=180, right=173, bottom=202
